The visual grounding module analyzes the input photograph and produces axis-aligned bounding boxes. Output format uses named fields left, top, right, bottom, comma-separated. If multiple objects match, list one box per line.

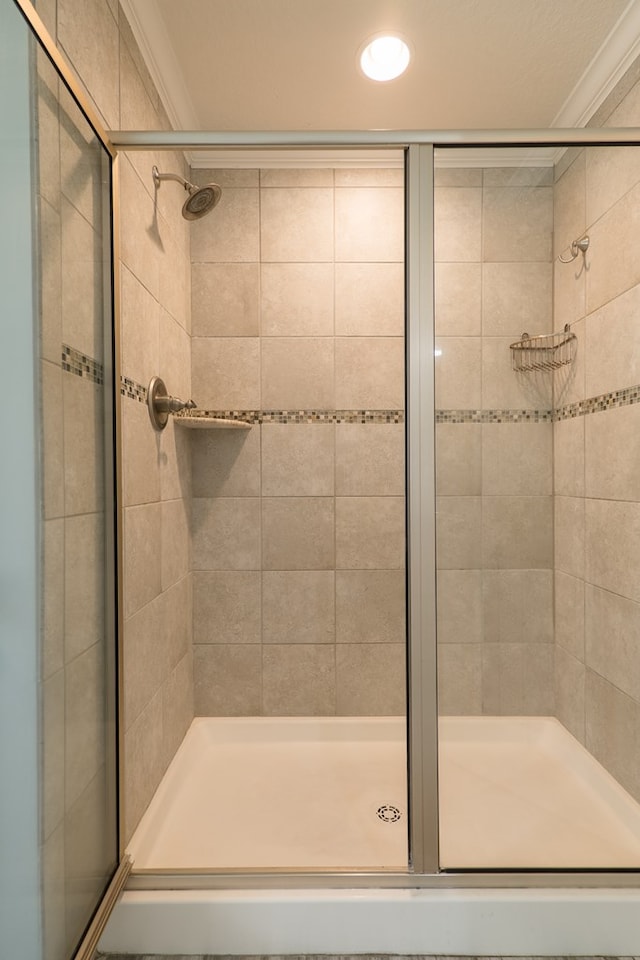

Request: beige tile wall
left=553, top=75, right=640, bottom=803
left=190, top=167, right=406, bottom=717
left=38, top=9, right=194, bottom=955
left=116, top=138, right=194, bottom=848
left=434, top=165, right=554, bottom=716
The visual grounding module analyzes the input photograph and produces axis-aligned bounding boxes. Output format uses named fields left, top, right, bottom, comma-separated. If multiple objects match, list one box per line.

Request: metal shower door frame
left=109, top=129, right=640, bottom=888
left=405, top=143, right=438, bottom=874
left=108, top=129, right=640, bottom=887
left=10, top=2, right=132, bottom=958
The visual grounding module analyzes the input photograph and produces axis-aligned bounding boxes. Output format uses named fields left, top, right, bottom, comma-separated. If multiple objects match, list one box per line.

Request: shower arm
left=152, top=165, right=194, bottom=193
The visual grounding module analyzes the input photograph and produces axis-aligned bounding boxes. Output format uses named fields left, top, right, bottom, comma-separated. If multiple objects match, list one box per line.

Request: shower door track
left=109, top=128, right=640, bottom=889
left=125, top=869, right=640, bottom=891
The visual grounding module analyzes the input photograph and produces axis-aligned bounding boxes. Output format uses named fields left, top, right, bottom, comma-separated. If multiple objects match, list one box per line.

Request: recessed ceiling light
left=359, top=34, right=411, bottom=82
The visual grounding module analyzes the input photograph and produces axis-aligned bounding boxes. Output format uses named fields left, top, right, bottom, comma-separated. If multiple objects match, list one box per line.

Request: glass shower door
left=1, top=2, right=119, bottom=956
left=434, top=142, right=640, bottom=871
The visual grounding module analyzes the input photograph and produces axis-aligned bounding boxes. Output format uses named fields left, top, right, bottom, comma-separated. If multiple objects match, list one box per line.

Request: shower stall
left=119, top=140, right=640, bottom=879
left=6, top=0, right=640, bottom=956
left=107, top=135, right=640, bottom=953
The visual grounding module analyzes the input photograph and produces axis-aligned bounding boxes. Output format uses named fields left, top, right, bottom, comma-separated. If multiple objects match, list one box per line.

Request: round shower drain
left=377, top=804, right=402, bottom=823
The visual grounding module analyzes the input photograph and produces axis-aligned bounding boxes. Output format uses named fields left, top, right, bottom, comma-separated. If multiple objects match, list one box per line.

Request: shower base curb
left=99, top=887, right=640, bottom=956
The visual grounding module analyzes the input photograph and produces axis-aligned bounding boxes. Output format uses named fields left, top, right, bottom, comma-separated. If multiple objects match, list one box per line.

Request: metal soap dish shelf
left=510, top=324, right=577, bottom=372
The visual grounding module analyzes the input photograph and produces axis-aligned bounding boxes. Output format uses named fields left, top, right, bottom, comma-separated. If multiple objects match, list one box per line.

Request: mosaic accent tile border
left=554, top=383, right=640, bottom=421
left=437, top=384, right=640, bottom=423
left=436, top=408, right=553, bottom=423
left=118, top=373, right=640, bottom=425
left=120, top=376, right=148, bottom=403
left=61, top=344, right=103, bottom=385
left=119, top=376, right=406, bottom=423
left=185, top=408, right=406, bottom=424
left=118, top=377, right=405, bottom=422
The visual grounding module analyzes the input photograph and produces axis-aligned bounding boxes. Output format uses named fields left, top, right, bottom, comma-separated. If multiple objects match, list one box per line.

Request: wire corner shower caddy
left=510, top=324, right=577, bottom=372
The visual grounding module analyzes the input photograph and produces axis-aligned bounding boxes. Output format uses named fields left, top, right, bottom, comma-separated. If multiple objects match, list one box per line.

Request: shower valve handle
left=154, top=395, right=196, bottom=414
left=148, top=376, right=196, bottom=430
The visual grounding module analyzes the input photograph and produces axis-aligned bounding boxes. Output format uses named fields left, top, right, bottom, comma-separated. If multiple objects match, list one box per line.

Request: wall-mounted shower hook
left=558, top=235, right=589, bottom=263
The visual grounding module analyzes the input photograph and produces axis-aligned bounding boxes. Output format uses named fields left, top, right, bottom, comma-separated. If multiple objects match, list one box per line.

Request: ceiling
left=121, top=0, right=640, bottom=134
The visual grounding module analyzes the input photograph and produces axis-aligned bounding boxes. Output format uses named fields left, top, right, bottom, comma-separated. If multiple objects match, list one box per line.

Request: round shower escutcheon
left=147, top=375, right=170, bottom=430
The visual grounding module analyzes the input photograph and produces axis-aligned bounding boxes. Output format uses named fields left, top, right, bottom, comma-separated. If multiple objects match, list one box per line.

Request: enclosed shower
left=6, top=0, right=640, bottom=955
left=120, top=143, right=640, bottom=877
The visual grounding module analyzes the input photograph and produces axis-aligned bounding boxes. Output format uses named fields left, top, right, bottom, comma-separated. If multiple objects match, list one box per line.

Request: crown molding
left=119, top=0, right=199, bottom=131
left=120, top=0, right=640, bottom=169
left=552, top=0, right=640, bottom=128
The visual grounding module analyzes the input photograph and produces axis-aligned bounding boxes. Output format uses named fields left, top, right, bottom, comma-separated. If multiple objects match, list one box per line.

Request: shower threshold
left=126, top=715, right=640, bottom=872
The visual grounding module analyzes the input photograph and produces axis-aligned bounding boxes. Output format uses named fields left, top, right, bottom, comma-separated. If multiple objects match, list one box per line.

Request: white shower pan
left=127, top=715, right=408, bottom=871
left=126, top=714, right=640, bottom=872
left=104, top=715, right=640, bottom=956
left=440, top=715, right=640, bottom=868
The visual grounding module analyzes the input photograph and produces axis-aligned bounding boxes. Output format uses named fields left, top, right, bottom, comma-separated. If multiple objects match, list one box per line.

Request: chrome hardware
left=148, top=376, right=196, bottom=431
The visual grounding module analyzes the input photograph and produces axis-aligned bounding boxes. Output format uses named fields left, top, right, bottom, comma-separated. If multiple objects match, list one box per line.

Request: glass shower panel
left=123, top=151, right=409, bottom=874
left=434, top=143, right=640, bottom=870
left=1, top=3, right=118, bottom=957
left=38, top=57, right=118, bottom=960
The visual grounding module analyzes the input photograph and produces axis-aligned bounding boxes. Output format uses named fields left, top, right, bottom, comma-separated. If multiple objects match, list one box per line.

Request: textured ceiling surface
left=127, top=0, right=638, bottom=130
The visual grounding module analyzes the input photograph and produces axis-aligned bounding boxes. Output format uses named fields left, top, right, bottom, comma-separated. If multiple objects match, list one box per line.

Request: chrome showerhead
left=152, top=165, right=222, bottom=220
